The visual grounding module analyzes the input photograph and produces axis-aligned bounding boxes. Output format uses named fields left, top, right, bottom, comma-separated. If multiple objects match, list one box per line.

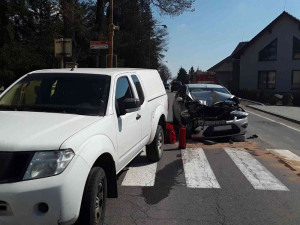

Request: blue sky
left=155, top=0, right=300, bottom=78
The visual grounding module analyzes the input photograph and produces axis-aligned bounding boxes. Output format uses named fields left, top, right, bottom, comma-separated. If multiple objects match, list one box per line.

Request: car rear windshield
left=189, top=87, right=230, bottom=94
left=0, top=73, right=111, bottom=116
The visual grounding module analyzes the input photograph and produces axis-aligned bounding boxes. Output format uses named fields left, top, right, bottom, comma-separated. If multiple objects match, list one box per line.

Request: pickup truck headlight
left=23, top=149, right=75, bottom=180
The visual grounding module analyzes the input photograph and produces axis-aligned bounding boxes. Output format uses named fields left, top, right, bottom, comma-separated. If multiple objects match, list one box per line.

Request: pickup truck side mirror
left=176, top=97, right=183, bottom=102
left=122, top=98, right=141, bottom=114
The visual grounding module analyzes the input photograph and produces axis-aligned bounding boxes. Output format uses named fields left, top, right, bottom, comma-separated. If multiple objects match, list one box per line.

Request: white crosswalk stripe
left=181, top=148, right=220, bottom=188
left=224, top=148, right=289, bottom=191
left=120, top=148, right=290, bottom=191
left=121, top=151, right=157, bottom=186
left=268, top=149, right=300, bottom=170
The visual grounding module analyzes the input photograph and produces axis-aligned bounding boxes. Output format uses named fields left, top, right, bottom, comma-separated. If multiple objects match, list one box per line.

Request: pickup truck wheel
left=146, top=125, right=164, bottom=162
left=76, top=167, right=107, bottom=225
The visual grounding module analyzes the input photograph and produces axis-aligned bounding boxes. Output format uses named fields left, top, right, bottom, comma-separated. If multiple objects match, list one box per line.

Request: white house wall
left=240, top=17, right=300, bottom=92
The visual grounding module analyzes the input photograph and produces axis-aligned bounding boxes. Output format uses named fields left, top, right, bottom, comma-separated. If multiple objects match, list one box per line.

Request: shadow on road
left=141, top=158, right=183, bottom=205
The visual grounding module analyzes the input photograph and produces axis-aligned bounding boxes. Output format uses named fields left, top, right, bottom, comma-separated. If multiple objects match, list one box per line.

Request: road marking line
left=224, top=148, right=289, bottom=191
left=121, top=151, right=157, bottom=186
left=182, top=148, right=220, bottom=188
left=268, top=149, right=300, bottom=161
left=246, top=110, right=300, bottom=132
left=268, top=149, right=300, bottom=170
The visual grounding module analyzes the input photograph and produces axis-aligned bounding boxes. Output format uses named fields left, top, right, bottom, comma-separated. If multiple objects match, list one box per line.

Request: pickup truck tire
left=76, top=167, right=107, bottom=225
left=146, top=125, right=164, bottom=162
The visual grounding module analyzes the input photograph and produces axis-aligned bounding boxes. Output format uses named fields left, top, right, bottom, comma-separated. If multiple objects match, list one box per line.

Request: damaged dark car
left=172, top=84, right=248, bottom=139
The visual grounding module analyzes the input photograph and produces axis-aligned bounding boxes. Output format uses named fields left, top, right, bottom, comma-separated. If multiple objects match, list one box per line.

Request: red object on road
left=166, top=123, right=176, bottom=144
left=178, top=126, right=186, bottom=149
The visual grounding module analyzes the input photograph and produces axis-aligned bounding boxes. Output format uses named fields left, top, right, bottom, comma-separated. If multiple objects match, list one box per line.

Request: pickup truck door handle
left=136, top=114, right=141, bottom=120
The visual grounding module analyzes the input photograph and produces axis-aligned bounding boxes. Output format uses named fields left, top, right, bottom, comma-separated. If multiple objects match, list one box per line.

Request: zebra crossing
left=224, top=148, right=289, bottom=191
left=121, top=148, right=293, bottom=191
left=182, top=148, right=220, bottom=188
left=121, top=151, right=157, bottom=186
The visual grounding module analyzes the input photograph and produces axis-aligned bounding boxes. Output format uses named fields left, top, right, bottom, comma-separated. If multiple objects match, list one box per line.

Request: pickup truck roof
left=28, top=68, right=166, bottom=102
left=29, top=68, right=155, bottom=77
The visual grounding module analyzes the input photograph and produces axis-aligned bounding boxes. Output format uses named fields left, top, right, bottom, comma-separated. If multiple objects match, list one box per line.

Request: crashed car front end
left=182, top=90, right=248, bottom=139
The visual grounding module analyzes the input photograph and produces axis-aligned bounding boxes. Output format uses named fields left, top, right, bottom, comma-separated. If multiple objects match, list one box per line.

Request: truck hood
left=0, top=111, right=101, bottom=152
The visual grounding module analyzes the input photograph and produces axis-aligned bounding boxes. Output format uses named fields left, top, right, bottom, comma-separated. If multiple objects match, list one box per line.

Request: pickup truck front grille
left=0, top=152, right=34, bottom=184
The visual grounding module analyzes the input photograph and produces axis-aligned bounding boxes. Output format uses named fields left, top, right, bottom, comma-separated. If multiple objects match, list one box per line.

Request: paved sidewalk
left=247, top=105, right=300, bottom=124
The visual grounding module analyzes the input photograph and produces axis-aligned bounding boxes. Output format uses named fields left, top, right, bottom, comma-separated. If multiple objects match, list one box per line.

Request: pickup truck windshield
left=0, top=73, right=111, bottom=116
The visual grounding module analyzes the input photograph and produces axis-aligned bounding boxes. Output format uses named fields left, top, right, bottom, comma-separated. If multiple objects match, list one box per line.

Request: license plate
left=197, top=120, right=227, bottom=126
left=213, top=125, right=232, bottom=131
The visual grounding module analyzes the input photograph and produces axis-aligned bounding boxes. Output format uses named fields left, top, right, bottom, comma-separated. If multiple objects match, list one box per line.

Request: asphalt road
left=244, top=105, right=300, bottom=154
left=104, top=91, right=300, bottom=225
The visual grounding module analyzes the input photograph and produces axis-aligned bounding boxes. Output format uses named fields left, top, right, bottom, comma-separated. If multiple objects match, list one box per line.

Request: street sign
left=54, top=38, right=72, bottom=57
left=90, top=41, right=109, bottom=50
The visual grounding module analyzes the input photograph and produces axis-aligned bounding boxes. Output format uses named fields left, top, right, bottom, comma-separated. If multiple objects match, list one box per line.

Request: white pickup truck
left=0, top=68, right=168, bottom=225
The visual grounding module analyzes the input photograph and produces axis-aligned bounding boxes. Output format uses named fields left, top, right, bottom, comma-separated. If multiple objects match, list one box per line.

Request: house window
left=258, top=39, right=277, bottom=61
left=292, top=71, right=300, bottom=89
left=258, top=71, right=276, bottom=89
left=293, top=37, right=300, bottom=59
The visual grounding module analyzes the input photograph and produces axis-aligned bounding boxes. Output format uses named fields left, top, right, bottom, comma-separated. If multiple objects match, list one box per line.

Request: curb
left=247, top=105, right=300, bottom=125
left=241, top=98, right=265, bottom=105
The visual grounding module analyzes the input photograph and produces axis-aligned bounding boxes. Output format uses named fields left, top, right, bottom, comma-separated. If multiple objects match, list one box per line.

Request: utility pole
left=108, top=0, right=114, bottom=68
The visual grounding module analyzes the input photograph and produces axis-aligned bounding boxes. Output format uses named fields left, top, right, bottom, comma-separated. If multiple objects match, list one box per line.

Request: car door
left=114, top=76, right=142, bottom=158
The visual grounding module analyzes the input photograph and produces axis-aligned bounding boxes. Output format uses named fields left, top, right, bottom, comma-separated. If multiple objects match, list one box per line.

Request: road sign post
left=90, top=41, right=109, bottom=68
left=54, top=38, right=72, bottom=68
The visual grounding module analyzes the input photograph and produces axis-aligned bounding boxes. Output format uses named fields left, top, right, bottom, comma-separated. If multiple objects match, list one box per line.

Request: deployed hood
left=0, top=111, right=101, bottom=152
left=190, top=90, right=240, bottom=106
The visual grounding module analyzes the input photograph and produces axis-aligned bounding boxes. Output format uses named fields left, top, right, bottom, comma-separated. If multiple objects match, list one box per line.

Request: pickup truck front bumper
left=0, top=155, right=90, bottom=225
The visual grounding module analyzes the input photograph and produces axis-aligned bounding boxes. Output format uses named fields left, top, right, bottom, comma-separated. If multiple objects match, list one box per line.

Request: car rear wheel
left=76, top=167, right=107, bottom=225
left=146, top=125, right=164, bottom=162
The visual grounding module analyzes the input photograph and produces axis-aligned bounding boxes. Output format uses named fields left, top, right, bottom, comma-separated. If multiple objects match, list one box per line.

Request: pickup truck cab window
left=131, top=75, right=145, bottom=105
left=115, top=76, right=134, bottom=116
left=0, top=73, right=111, bottom=116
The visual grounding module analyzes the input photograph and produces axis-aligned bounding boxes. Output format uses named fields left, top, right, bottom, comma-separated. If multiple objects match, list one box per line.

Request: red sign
left=195, top=72, right=217, bottom=84
left=90, top=41, right=109, bottom=50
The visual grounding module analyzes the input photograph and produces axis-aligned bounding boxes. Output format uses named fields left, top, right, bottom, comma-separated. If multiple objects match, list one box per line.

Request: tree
left=113, top=0, right=168, bottom=68
left=188, top=66, right=195, bottom=83
left=0, top=0, right=64, bottom=87
left=177, top=67, right=188, bottom=84
left=158, top=63, right=171, bottom=83
left=149, top=0, right=195, bottom=16
left=0, top=0, right=194, bottom=87
left=0, top=0, right=15, bottom=88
